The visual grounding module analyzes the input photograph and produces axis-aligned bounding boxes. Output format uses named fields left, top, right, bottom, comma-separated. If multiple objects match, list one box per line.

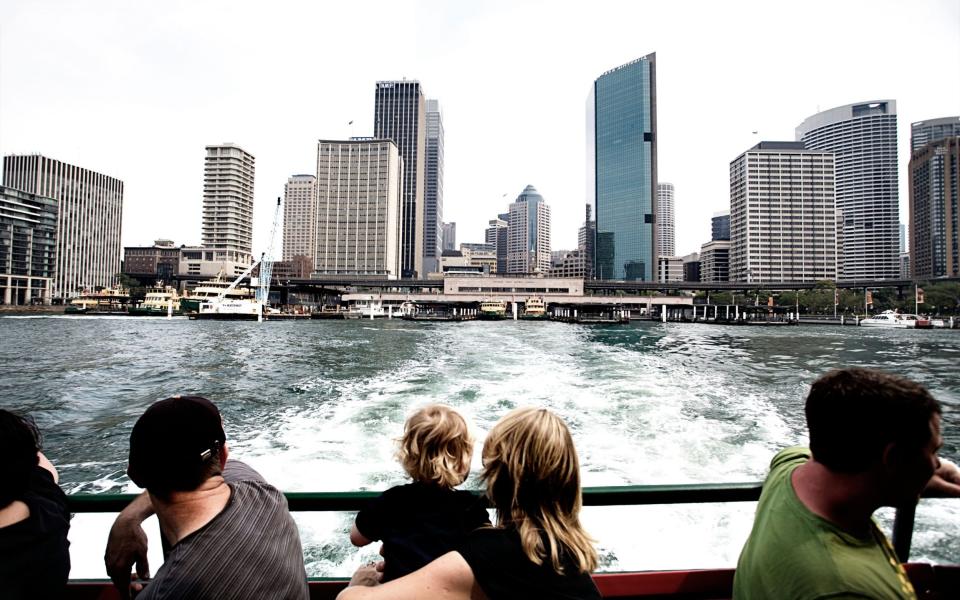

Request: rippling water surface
left=1, top=316, right=958, bottom=577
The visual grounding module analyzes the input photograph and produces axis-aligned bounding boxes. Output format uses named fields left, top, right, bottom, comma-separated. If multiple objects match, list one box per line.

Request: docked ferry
left=64, top=288, right=130, bottom=315
left=128, top=286, right=182, bottom=316
left=478, top=298, right=507, bottom=320
left=179, top=275, right=255, bottom=314
left=521, top=296, right=547, bottom=319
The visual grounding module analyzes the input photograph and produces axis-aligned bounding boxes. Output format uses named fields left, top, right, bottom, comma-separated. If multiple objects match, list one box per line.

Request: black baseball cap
left=127, top=396, right=227, bottom=493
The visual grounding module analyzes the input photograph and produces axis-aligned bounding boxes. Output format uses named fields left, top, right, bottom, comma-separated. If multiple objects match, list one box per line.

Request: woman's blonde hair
left=397, top=404, right=473, bottom=488
left=481, top=407, right=598, bottom=574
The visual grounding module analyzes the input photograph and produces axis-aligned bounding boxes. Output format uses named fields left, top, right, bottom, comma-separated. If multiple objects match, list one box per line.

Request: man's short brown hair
left=805, top=368, right=940, bottom=473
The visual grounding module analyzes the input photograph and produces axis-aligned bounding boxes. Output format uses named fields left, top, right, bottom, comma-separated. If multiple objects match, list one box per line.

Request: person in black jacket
left=0, top=409, right=71, bottom=600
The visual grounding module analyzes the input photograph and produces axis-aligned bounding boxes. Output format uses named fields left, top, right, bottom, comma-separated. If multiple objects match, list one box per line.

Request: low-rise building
left=700, top=240, right=731, bottom=283
left=123, top=240, right=180, bottom=282
left=549, top=250, right=586, bottom=279
left=657, top=256, right=683, bottom=283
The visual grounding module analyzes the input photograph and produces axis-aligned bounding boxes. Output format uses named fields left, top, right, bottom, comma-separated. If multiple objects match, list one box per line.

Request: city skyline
left=1, top=0, right=957, bottom=260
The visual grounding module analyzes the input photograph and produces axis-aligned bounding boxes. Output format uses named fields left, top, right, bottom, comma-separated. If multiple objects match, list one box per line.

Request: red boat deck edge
left=63, top=564, right=960, bottom=600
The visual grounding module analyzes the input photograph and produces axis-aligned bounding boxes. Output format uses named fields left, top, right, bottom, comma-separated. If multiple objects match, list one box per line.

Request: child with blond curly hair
left=350, top=404, right=490, bottom=581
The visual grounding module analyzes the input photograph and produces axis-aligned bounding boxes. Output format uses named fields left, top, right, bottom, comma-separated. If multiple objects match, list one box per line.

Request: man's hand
left=104, top=493, right=154, bottom=600
left=924, top=458, right=960, bottom=497
left=348, top=561, right=384, bottom=587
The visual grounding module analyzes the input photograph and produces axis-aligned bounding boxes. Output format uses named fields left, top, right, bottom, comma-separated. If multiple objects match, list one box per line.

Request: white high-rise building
left=796, top=101, right=899, bottom=281
left=730, top=142, right=837, bottom=283
left=314, top=139, right=403, bottom=277
left=507, top=185, right=551, bottom=274
left=282, top=175, right=317, bottom=269
left=203, top=143, right=255, bottom=265
left=3, top=154, right=123, bottom=299
left=656, top=182, right=675, bottom=258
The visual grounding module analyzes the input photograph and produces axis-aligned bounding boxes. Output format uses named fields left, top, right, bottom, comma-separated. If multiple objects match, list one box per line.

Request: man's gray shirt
left=138, top=460, right=308, bottom=599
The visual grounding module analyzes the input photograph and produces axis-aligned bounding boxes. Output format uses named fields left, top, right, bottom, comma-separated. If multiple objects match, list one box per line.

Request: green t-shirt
left=733, top=447, right=916, bottom=600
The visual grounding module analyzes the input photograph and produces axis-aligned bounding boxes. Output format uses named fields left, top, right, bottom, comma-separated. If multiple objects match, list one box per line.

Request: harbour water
left=1, top=315, right=958, bottom=577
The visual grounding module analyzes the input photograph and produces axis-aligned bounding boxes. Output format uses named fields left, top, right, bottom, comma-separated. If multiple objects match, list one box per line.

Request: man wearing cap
left=104, top=396, right=309, bottom=599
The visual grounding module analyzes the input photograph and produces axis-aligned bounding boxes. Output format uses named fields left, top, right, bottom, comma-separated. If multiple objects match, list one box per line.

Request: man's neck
left=791, top=460, right=879, bottom=538
left=151, top=476, right=232, bottom=546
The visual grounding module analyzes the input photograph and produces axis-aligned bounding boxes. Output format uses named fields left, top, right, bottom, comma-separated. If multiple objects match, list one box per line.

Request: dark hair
left=0, top=410, right=42, bottom=507
left=127, top=396, right=226, bottom=498
left=806, top=369, right=941, bottom=473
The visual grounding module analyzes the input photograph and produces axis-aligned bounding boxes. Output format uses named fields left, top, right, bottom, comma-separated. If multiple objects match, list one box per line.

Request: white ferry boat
left=859, top=310, right=930, bottom=329
left=521, top=296, right=547, bottom=319
left=180, top=274, right=255, bottom=314
left=478, top=298, right=507, bottom=320
left=128, top=285, right=182, bottom=316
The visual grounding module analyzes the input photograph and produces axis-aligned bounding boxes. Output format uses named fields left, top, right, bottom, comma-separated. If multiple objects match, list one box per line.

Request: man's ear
left=220, top=442, right=229, bottom=469
left=881, top=441, right=900, bottom=472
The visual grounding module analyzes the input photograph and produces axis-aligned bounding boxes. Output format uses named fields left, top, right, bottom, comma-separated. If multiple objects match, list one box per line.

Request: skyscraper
left=485, top=215, right=508, bottom=274
left=589, top=53, right=657, bottom=281
left=909, top=136, right=960, bottom=279
left=796, top=101, right=899, bottom=281
left=314, top=140, right=403, bottom=277
left=729, top=142, right=837, bottom=283
left=374, top=80, right=426, bottom=278
left=282, top=174, right=317, bottom=269
left=441, top=222, right=456, bottom=251
left=911, top=116, right=960, bottom=152
left=3, top=154, right=123, bottom=298
left=203, top=143, right=255, bottom=265
left=656, top=182, right=675, bottom=258
left=506, top=185, right=551, bottom=274
left=578, top=204, right=596, bottom=279
left=423, top=99, right=445, bottom=274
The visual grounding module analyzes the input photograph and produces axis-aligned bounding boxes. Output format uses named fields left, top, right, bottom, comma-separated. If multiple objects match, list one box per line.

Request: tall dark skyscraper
left=423, top=99, right=444, bottom=275
left=712, top=212, right=730, bottom=241
left=375, top=80, right=426, bottom=278
left=588, top=53, right=657, bottom=281
left=910, top=135, right=960, bottom=279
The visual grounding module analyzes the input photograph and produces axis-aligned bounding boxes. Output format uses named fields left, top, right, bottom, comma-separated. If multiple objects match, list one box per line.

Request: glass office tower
left=588, top=53, right=657, bottom=281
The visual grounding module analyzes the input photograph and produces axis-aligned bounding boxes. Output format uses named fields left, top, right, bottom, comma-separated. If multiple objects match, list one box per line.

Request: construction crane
left=256, top=196, right=282, bottom=314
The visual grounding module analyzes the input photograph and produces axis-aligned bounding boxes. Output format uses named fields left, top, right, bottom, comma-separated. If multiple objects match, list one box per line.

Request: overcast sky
left=2, top=0, right=958, bottom=258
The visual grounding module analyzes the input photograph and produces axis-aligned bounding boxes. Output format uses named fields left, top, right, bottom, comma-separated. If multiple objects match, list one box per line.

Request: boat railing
left=66, top=481, right=940, bottom=565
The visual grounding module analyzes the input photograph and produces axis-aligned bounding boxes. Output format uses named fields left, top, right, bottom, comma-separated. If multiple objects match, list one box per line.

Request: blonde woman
left=338, top=407, right=600, bottom=600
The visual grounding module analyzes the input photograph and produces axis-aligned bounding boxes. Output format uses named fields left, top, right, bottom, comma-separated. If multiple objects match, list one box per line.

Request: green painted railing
left=66, top=482, right=932, bottom=562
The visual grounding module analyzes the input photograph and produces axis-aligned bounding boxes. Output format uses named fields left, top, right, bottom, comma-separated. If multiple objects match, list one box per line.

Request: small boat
left=192, top=298, right=264, bottom=320
left=64, top=287, right=130, bottom=315
left=128, top=285, right=182, bottom=316
left=477, top=299, right=507, bottom=320
left=311, top=306, right=351, bottom=320
left=859, top=310, right=929, bottom=329
left=348, top=295, right=386, bottom=319
left=521, top=296, right=547, bottom=320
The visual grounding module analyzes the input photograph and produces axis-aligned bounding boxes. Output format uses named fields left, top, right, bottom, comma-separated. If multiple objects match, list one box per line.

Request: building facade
left=657, top=255, right=683, bottom=283
left=549, top=249, right=587, bottom=278
left=712, top=211, right=730, bottom=241
left=423, top=99, right=444, bottom=275
left=796, top=101, right=899, bottom=281
left=589, top=54, right=657, bottom=281
left=0, top=186, right=57, bottom=304
left=909, top=136, right=960, bottom=279
left=203, top=143, right=255, bottom=266
left=3, top=154, right=123, bottom=298
left=123, top=240, right=180, bottom=282
left=485, top=215, right=508, bottom=274
left=441, top=222, right=456, bottom=251
left=729, top=142, right=837, bottom=283
left=911, top=116, right=960, bottom=152
left=699, top=240, right=730, bottom=283
left=506, top=185, right=551, bottom=274
left=282, top=174, right=317, bottom=269
left=656, top=182, right=675, bottom=257
left=374, top=80, right=426, bottom=277
left=681, top=252, right=701, bottom=282
left=578, top=204, right=596, bottom=279
left=313, top=139, right=403, bottom=277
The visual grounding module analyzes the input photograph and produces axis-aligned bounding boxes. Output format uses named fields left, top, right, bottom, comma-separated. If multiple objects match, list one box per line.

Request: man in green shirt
left=734, top=368, right=960, bottom=599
